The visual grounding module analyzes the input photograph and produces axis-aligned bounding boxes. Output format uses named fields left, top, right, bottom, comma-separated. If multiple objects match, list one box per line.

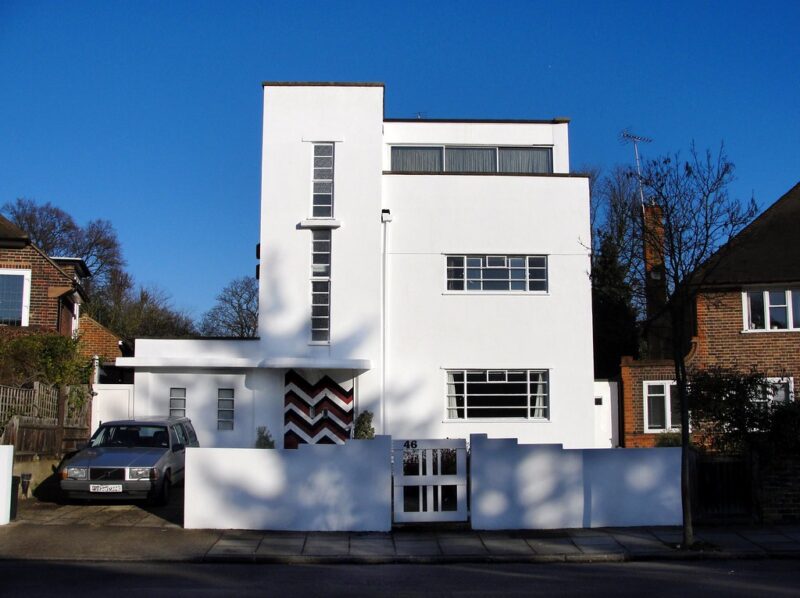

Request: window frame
left=0, top=268, right=32, bottom=326
left=311, top=142, right=335, bottom=219
left=753, top=377, right=794, bottom=408
left=310, top=229, right=332, bottom=344
left=169, top=387, right=186, bottom=418
left=217, top=388, right=235, bottom=431
left=743, top=288, right=800, bottom=332
left=643, top=380, right=681, bottom=433
left=390, top=144, right=554, bottom=174
left=444, top=368, right=550, bottom=421
left=445, top=254, right=548, bottom=293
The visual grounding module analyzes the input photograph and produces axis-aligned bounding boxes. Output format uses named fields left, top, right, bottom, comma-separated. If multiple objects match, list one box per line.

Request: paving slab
left=436, top=534, right=488, bottom=555
left=256, top=534, right=307, bottom=556
left=207, top=538, right=260, bottom=557
left=479, top=534, right=535, bottom=556
left=611, top=531, right=673, bottom=555
left=303, top=533, right=350, bottom=556
left=525, top=537, right=581, bottom=555
left=349, top=535, right=396, bottom=556
left=394, top=539, right=442, bottom=556
left=694, top=531, right=763, bottom=554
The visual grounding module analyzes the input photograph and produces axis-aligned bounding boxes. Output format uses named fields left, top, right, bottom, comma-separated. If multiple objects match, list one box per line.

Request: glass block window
left=217, top=388, right=234, bottom=430
left=169, top=388, right=186, bottom=418
left=446, top=255, right=547, bottom=292
left=312, top=143, right=334, bottom=217
left=446, top=369, right=549, bottom=420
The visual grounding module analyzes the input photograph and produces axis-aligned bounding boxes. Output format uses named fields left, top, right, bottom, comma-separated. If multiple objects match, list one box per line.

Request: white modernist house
left=117, top=82, right=602, bottom=449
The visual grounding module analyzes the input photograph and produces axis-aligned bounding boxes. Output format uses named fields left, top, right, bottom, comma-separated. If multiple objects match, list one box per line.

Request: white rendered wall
left=381, top=173, right=595, bottom=447
left=184, top=437, right=392, bottom=531
left=0, top=446, right=12, bottom=525
left=593, top=380, right=619, bottom=448
left=259, top=85, right=384, bottom=423
left=132, top=368, right=284, bottom=449
left=470, top=435, right=681, bottom=529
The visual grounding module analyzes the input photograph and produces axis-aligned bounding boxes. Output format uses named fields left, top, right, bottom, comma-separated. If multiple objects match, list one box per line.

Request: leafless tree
left=637, top=143, right=757, bottom=547
left=199, top=276, right=259, bottom=338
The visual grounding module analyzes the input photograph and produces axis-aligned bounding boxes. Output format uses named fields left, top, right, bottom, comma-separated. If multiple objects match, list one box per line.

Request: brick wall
left=621, top=289, right=800, bottom=447
left=77, top=315, right=122, bottom=362
left=0, top=245, right=73, bottom=330
left=758, top=454, right=800, bottom=523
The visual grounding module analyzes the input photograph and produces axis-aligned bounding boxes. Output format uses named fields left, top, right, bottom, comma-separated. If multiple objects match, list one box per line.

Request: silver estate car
left=59, top=416, right=199, bottom=505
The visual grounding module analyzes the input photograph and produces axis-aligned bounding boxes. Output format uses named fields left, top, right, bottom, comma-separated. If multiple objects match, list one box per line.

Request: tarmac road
left=1, top=559, right=800, bottom=597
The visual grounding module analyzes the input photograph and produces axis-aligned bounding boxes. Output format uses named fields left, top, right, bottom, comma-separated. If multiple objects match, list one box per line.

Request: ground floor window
left=169, top=387, right=186, bottom=418
left=217, top=388, right=234, bottom=430
left=753, top=377, right=793, bottom=408
left=643, top=381, right=681, bottom=432
left=446, top=369, right=549, bottom=420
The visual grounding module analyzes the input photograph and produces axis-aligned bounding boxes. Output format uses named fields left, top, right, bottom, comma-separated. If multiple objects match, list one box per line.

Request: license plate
left=90, top=484, right=123, bottom=493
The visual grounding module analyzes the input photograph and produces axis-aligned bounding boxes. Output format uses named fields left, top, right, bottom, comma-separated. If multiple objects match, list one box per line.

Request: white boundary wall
left=0, top=446, right=12, bottom=525
left=184, top=436, right=392, bottom=531
left=470, top=434, right=681, bottom=529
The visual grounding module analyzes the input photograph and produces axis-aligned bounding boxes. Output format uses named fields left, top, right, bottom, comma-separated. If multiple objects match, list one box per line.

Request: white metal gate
left=392, top=438, right=468, bottom=523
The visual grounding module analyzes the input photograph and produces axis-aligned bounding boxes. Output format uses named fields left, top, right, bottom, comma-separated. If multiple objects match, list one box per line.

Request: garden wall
left=184, top=436, right=392, bottom=531
left=470, top=434, right=681, bottom=529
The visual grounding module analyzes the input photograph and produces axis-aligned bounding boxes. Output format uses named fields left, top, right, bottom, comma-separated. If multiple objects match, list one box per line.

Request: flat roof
left=262, top=81, right=384, bottom=88
left=385, top=117, right=571, bottom=124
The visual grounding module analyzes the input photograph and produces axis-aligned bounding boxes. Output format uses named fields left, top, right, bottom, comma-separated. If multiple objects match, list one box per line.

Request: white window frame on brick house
left=169, top=387, right=186, bottom=418
left=445, top=255, right=548, bottom=293
left=0, top=268, right=31, bottom=326
left=742, top=288, right=800, bottom=332
left=445, top=369, right=550, bottom=421
left=643, top=380, right=682, bottom=433
left=753, top=377, right=794, bottom=408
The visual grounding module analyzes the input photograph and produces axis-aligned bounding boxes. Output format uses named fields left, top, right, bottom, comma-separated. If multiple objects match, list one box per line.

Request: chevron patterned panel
left=284, top=369, right=354, bottom=448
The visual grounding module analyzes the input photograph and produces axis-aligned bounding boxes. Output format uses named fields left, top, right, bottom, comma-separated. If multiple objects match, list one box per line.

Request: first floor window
left=217, top=388, right=234, bottom=430
left=0, top=269, right=31, bottom=326
left=644, top=381, right=681, bottom=432
left=746, top=289, right=800, bottom=331
left=390, top=145, right=553, bottom=174
left=169, top=388, right=186, bottom=418
left=446, top=255, right=547, bottom=292
left=446, top=369, right=549, bottom=420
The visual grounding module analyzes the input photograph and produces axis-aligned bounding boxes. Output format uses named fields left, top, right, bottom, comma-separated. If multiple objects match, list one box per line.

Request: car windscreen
left=89, top=425, right=170, bottom=448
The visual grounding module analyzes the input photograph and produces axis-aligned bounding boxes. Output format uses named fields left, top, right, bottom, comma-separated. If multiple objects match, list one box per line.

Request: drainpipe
left=380, top=208, right=393, bottom=434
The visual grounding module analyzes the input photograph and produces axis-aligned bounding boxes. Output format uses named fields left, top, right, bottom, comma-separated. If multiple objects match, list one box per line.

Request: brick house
left=621, top=181, right=800, bottom=447
left=0, top=214, right=123, bottom=368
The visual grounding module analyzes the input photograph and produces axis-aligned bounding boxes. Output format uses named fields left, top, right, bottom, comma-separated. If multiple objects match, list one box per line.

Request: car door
left=168, top=424, right=188, bottom=483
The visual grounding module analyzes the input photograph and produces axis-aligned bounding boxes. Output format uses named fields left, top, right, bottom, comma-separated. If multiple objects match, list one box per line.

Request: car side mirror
left=172, top=443, right=185, bottom=452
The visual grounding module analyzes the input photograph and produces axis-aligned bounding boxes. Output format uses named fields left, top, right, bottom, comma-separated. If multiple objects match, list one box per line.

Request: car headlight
left=127, top=467, right=155, bottom=481
left=65, top=466, right=88, bottom=480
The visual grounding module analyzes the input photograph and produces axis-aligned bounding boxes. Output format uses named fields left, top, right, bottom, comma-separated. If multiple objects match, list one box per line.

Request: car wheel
left=158, top=474, right=172, bottom=507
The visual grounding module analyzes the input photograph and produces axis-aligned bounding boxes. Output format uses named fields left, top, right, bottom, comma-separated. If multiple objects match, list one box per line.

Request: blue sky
left=1, top=1, right=798, bottom=317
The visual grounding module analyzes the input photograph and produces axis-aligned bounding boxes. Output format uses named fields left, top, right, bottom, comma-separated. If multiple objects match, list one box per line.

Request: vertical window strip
left=169, top=387, right=186, bottom=418
left=312, top=143, right=334, bottom=218
left=446, top=255, right=547, bottom=292
left=311, top=230, right=331, bottom=343
left=217, top=388, right=234, bottom=430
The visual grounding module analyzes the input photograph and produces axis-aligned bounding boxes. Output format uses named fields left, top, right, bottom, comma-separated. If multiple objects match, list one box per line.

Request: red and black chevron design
left=283, top=369, right=354, bottom=449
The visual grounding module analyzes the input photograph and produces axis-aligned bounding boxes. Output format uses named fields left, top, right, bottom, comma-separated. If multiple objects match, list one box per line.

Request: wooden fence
left=0, top=383, right=92, bottom=458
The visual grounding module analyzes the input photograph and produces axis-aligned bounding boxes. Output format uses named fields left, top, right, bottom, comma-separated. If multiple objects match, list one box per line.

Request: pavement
left=2, top=493, right=800, bottom=564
